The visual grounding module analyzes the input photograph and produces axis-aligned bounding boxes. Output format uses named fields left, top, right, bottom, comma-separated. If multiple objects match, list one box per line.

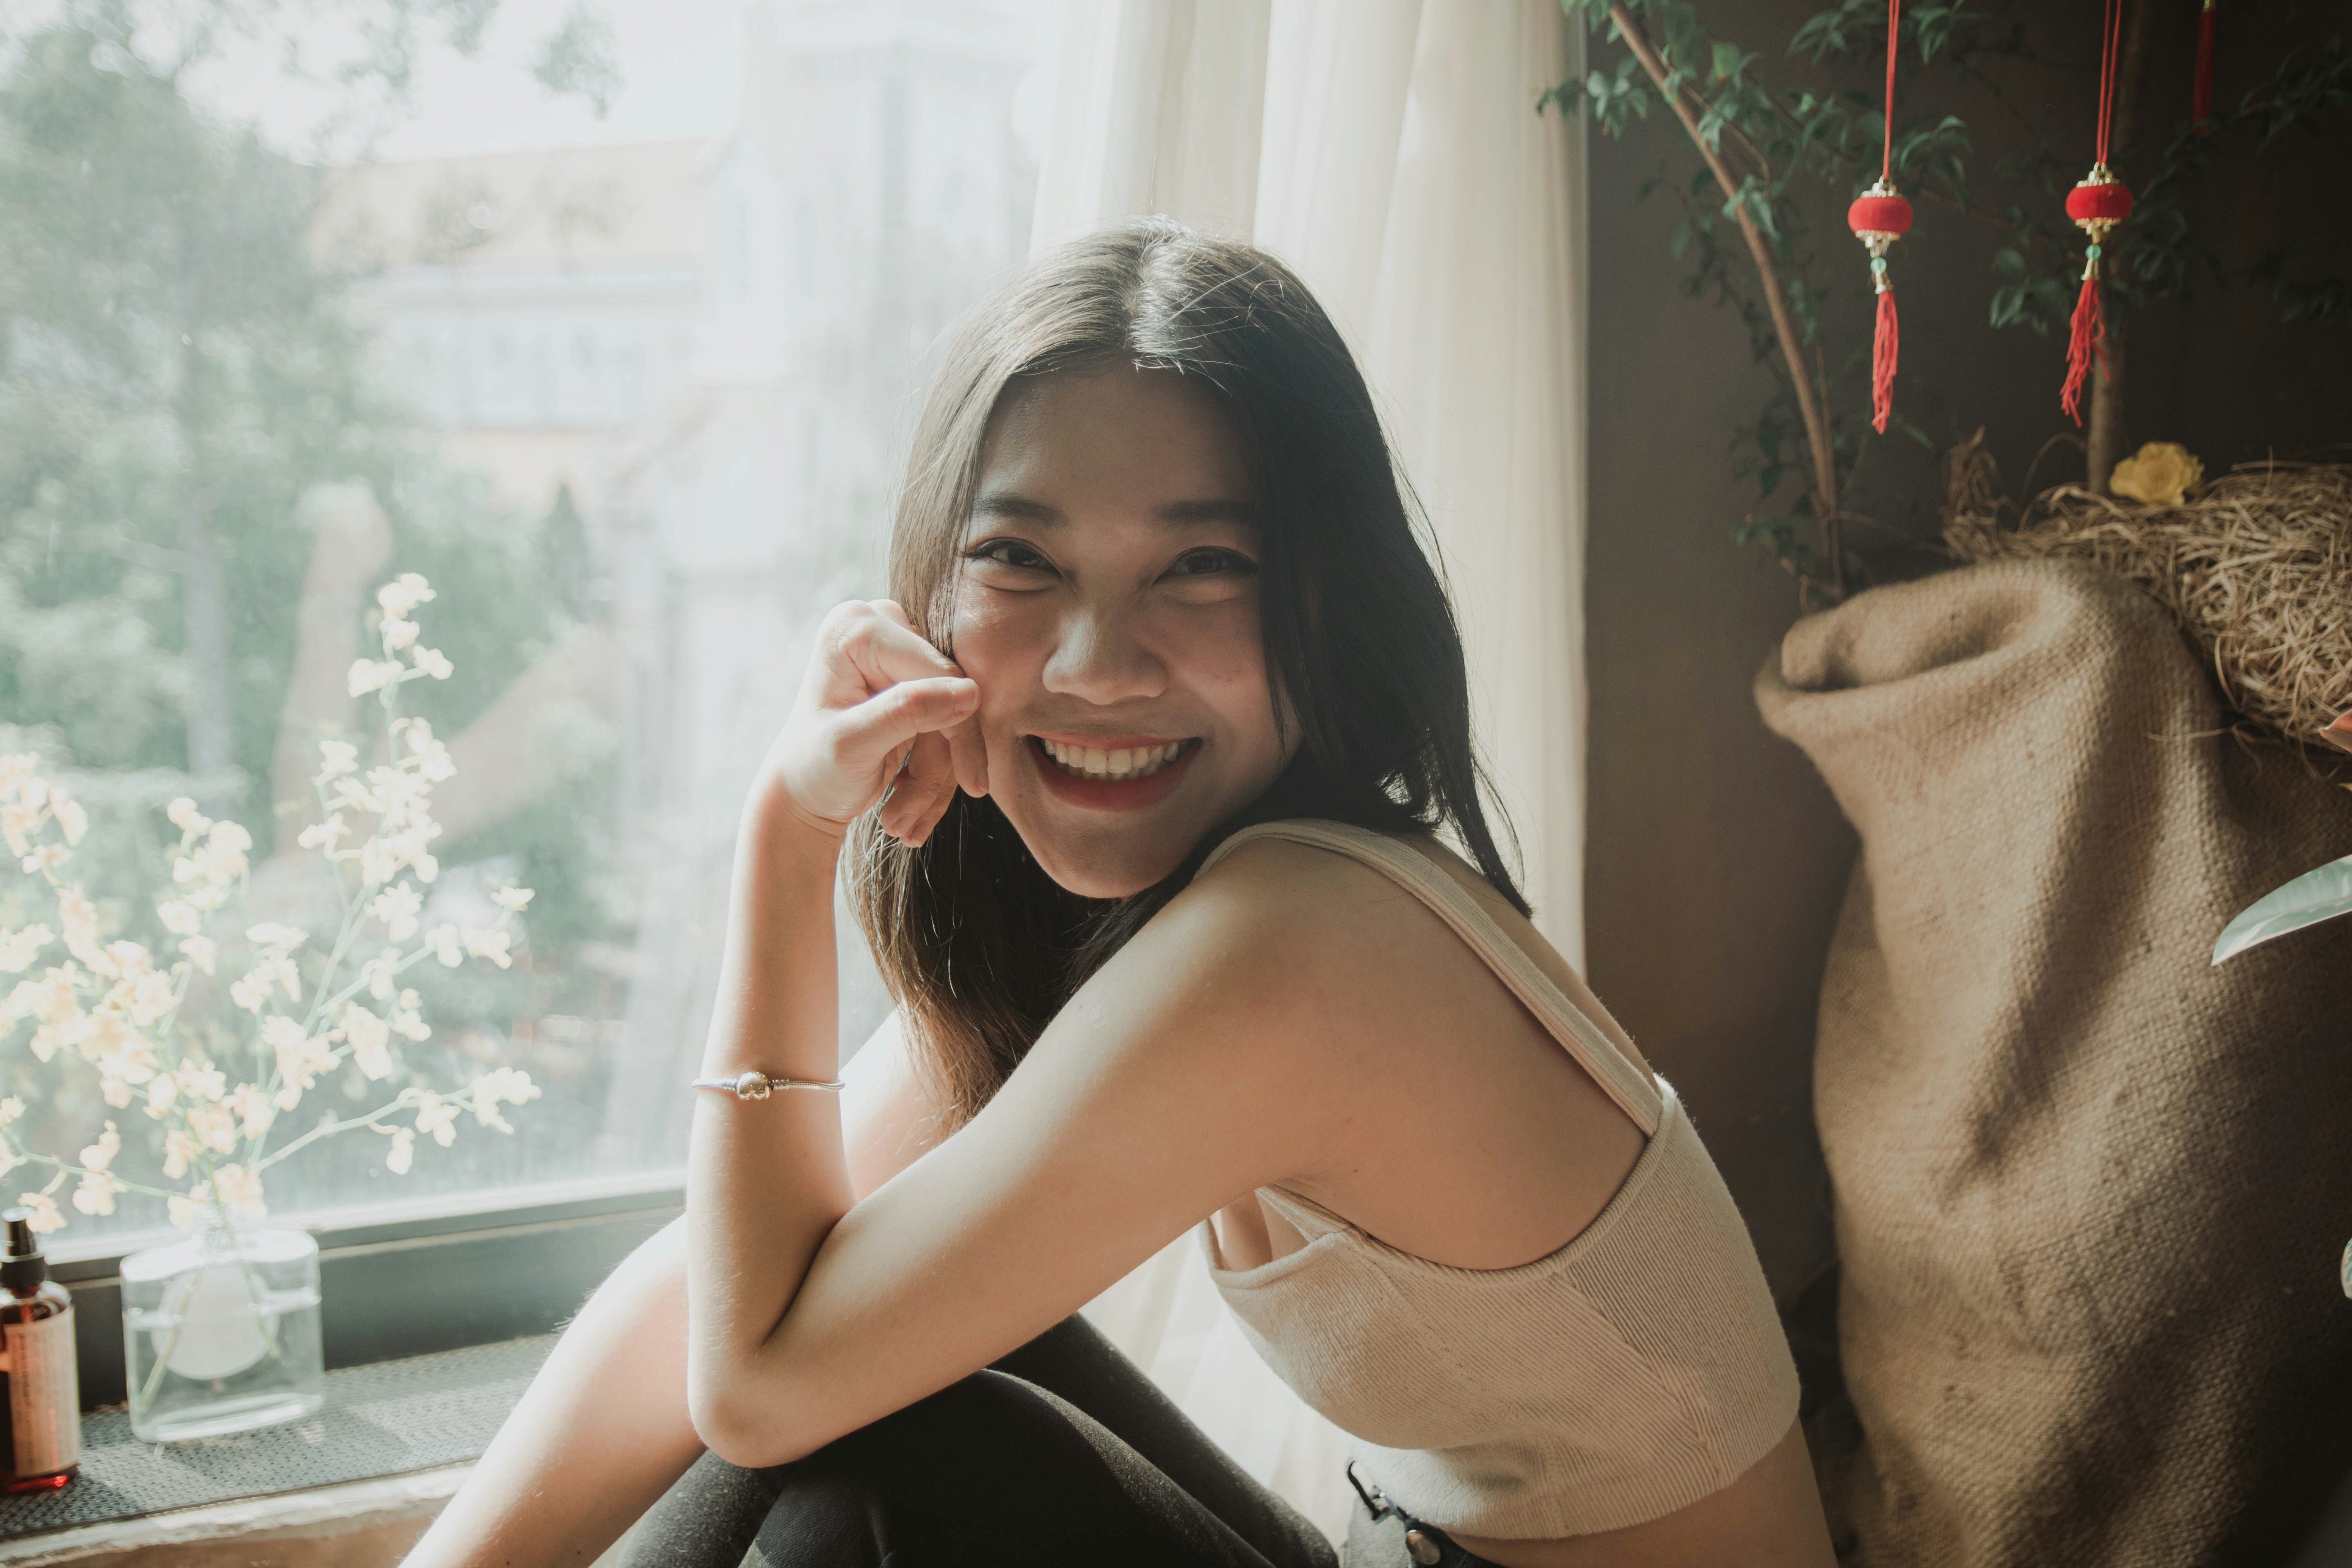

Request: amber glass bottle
left=1, top=1208, right=80, bottom=1493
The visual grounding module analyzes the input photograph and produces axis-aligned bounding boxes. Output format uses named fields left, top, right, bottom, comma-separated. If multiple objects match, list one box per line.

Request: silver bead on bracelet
left=691, top=1070, right=846, bottom=1100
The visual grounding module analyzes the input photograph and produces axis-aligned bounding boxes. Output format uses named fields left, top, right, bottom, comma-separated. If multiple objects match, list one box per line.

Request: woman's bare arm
left=403, top=1015, right=940, bottom=1568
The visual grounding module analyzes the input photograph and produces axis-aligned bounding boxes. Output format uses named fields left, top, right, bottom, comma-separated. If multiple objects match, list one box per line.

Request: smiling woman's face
left=949, top=363, right=1294, bottom=899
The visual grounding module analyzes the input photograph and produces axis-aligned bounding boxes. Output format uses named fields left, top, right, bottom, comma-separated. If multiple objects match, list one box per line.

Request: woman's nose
left=1041, top=603, right=1166, bottom=706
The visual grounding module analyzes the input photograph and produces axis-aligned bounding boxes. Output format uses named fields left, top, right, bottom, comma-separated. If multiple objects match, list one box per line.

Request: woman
left=408, top=220, right=1833, bottom=1568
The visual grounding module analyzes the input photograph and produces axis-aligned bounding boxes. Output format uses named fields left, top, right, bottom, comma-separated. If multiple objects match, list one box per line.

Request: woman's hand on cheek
left=762, top=599, right=989, bottom=845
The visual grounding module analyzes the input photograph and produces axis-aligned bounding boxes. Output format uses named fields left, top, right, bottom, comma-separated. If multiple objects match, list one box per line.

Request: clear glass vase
left=120, top=1210, right=324, bottom=1441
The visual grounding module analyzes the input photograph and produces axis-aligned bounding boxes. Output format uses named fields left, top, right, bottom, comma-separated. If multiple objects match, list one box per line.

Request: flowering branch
left=0, top=574, right=543, bottom=1234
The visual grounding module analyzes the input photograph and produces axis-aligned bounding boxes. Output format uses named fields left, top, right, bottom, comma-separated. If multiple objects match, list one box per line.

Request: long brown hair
left=847, top=217, right=1524, bottom=1127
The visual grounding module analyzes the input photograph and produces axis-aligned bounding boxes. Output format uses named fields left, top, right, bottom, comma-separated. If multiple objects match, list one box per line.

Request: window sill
left=53, top=1171, right=682, bottom=1408
left=0, top=1336, right=555, bottom=1556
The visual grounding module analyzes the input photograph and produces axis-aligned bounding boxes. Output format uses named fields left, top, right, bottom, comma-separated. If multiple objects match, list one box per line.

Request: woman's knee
left=809, top=1368, right=1117, bottom=1496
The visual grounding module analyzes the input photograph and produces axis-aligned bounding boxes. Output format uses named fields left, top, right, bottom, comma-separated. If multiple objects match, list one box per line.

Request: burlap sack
left=1756, top=558, right=2352, bottom=1567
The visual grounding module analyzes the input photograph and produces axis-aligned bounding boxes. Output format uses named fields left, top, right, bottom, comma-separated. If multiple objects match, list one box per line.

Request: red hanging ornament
left=2193, top=0, right=2217, bottom=132
left=2061, top=0, right=2134, bottom=426
left=1847, top=0, right=1912, bottom=435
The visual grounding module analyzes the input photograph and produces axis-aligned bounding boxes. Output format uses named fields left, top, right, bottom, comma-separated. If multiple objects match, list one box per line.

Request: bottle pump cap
left=2, top=1207, right=49, bottom=1293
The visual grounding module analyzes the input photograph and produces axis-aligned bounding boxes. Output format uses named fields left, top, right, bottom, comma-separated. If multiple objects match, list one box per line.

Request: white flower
left=0, top=1098, right=22, bottom=1126
left=414, top=1091, right=459, bottom=1148
left=491, top=886, right=535, bottom=913
left=264, top=1015, right=334, bottom=1100
left=382, top=1125, right=416, bottom=1175
left=381, top=618, right=419, bottom=650
left=94, top=1038, right=160, bottom=1094
left=71, top=1170, right=125, bottom=1216
left=297, top=814, right=350, bottom=854
left=229, top=951, right=301, bottom=1013
left=340, top=1003, right=394, bottom=1080
left=117, top=967, right=174, bottom=1027
left=56, top=887, right=109, bottom=975
left=347, top=659, right=405, bottom=697
left=185, top=1102, right=238, bottom=1152
left=389, top=989, right=430, bottom=1042
left=226, top=1084, right=272, bottom=1141
left=157, top=900, right=201, bottom=936
left=162, top=1129, right=196, bottom=1180
left=146, top=1074, right=177, bottom=1115
left=77, top=1121, right=121, bottom=1173
left=165, top=798, right=211, bottom=835
left=429, top=926, right=464, bottom=967
left=21, top=844, right=67, bottom=873
left=49, top=794, right=87, bottom=846
left=167, top=1191, right=206, bottom=1232
left=180, top=935, right=217, bottom=976
left=0, top=925, right=53, bottom=973
left=244, top=923, right=307, bottom=953
left=462, top=928, right=513, bottom=969
left=410, top=646, right=454, bottom=681
left=210, top=1165, right=264, bottom=1214
left=377, top=573, right=435, bottom=619
left=467, top=1067, right=541, bottom=1133
left=2, top=802, right=44, bottom=859
left=174, top=1061, right=227, bottom=1104
left=360, top=948, right=400, bottom=1002
left=370, top=882, right=423, bottom=942
left=15, top=1191, right=63, bottom=1234
left=314, top=741, right=359, bottom=780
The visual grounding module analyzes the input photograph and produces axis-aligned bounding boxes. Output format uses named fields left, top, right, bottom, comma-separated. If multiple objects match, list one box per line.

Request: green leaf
left=1669, top=213, right=1691, bottom=259
left=2213, top=855, right=2352, bottom=964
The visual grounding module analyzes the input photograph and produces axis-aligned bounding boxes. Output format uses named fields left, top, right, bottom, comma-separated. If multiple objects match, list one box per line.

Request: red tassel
left=2193, top=2, right=2217, bottom=130
left=2061, top=273, right=2104, bottom=425
left=1871, top=287, right=1899, bottom=434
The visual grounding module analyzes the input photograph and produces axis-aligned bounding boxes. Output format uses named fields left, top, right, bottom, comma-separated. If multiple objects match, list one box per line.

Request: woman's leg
left=625, top=1317, right=1336, bottom=1568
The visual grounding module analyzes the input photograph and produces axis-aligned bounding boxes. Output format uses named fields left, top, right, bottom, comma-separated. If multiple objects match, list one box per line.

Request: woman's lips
left=1027, top=735, right=1200, bottom=811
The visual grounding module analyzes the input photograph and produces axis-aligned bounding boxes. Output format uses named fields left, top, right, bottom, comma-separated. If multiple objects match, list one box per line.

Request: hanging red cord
left=2061, top=0, right=2134, bottom=426
left=1846, top=0, right=1912, bottom=434
left=2193, top=0, right=2217, bottom=132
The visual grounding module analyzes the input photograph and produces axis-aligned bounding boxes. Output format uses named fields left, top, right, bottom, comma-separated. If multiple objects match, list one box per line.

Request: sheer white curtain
left=1037, top=0, right=1589, bottom=1539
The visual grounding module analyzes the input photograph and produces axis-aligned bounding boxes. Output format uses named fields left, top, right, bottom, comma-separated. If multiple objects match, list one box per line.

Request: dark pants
left=622, top=1316, right=1501, bottom=1568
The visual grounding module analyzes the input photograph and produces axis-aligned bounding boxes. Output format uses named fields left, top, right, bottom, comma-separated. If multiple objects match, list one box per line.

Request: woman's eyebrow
left=970, top=492, right=1063, bottom=525
left=968, top=492, right=1254, bottom=528
left=1155, top=497, right=1256, bottom=527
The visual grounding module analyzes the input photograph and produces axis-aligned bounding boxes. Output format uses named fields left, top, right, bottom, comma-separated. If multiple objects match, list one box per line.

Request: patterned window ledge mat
left=0, top=1335, right=554, bottom=1543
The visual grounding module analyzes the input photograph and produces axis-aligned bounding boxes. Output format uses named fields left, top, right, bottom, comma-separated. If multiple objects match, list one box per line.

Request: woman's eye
left=1165, top=548, right=1256, bottom=579
left=963, top=539, right=1055, bottom=575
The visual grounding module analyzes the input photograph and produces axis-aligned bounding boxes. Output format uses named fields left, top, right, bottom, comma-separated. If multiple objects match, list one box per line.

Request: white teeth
left=1036, top=739, right=1188, bottom=782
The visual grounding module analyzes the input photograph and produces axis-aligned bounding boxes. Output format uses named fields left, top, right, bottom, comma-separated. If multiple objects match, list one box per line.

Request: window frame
left=52, top=1169, right=683, bottom=1409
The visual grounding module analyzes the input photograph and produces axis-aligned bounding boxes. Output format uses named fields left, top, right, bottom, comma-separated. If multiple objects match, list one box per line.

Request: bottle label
left=5, top=1314, right=80, bottom=1477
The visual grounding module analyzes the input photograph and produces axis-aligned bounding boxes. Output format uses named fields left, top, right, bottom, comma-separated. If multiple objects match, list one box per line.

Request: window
left=0, top=0, right=1060, bottom=1270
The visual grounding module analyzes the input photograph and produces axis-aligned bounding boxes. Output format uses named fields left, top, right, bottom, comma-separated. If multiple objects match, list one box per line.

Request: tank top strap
left=1199, top=819, right=1663, bottom=1136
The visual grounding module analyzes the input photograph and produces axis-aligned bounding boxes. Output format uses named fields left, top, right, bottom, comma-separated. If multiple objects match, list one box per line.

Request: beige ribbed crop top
left=1195, top=820, right=1800, bottom=1539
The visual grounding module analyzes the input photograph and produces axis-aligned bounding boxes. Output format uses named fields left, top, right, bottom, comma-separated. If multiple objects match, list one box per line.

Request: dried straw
left=1943, top=432, right=2352, bottom=748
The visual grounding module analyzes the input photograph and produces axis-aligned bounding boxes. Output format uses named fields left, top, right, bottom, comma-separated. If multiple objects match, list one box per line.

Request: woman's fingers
left=771, top=600, right=986, bottom=834
left=829, top=601, right=962, bottom=702
left=946, top=719, right=988, bottom=800
left=832, top=602, right=987, bottom=810
left=880, top=732, right=958, bottom=845
left=833, top=674, right=976, bottom=775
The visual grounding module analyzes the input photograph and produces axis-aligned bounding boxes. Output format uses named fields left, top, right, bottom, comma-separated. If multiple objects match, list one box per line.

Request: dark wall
left=1579, top=0, right=2350, bottom=1299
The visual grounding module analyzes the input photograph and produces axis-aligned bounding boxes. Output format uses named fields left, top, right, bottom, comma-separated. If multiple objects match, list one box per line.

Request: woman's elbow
left=688, top=1374, right=821, bottom=1470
